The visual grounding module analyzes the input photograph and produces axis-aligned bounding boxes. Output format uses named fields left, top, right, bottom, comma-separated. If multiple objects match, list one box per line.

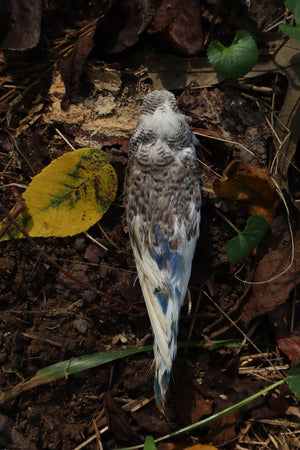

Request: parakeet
left=124, top=90, right=201, bottom=412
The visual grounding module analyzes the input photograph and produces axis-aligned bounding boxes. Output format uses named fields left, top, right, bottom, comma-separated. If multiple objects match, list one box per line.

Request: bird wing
left=128, top=146, right=200, bottom=368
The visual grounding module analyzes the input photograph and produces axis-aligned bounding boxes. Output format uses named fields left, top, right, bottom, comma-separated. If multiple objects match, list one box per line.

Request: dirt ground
left=0, top=1, right=299, bottom=449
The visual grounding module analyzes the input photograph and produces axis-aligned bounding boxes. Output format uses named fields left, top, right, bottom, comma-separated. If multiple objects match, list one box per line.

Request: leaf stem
left=216, top=210, right=241, bottom=234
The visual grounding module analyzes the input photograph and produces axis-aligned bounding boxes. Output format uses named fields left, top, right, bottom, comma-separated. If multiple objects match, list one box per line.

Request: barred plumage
left=124, top=90, right=201, bottom=412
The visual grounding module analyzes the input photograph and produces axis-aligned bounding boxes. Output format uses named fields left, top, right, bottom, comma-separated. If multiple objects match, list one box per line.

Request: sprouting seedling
left=207, top=30, right=259, bottom=79
left=279, top=0, right=300, bottom=41
left=224, top=214, right=269, bottom=265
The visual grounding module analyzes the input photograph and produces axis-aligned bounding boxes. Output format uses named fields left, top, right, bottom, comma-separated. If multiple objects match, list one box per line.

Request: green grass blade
left=0, top=339, right=242, bottom=405
left=155, top=379, right=285, bottom=443
left=0, top=346, right=152, bottom=404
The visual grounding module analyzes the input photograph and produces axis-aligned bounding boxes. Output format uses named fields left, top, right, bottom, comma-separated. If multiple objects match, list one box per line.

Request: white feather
left=140, top=104, right=185, bottom=139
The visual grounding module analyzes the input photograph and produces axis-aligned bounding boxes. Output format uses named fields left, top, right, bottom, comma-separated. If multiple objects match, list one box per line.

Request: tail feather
left=154, top=347, right=171, bottom=413
left=138, top=268, right=178, bottom=411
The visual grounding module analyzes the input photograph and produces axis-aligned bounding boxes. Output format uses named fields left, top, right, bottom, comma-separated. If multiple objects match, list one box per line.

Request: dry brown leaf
left=59, top=33, right=95, bottom=109
left=213, top=160, right=280, bottom=223
left=93, top=0, right=152, bottom=54
left=150, top=0, right=204, bottom=56
left=0, top=0, right=42, bottom=50
left=277, top=334, right=300, bottom=365
left=242, top=230, right=300, bottom=325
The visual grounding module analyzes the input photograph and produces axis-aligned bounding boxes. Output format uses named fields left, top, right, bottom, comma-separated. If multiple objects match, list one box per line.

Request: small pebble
left=73, top=318, right=89, bottom=334
left=74, top=237, right=86, bottom=252
left=82, top=290, right=97, bottom=303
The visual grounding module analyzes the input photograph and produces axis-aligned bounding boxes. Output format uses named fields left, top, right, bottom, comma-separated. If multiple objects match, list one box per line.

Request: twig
left=21, top=332, right=62, bottom=348
left=85, top=231, right=108, bottom=252
left=0, top=191, right=26, bottom=239
left=92, top=418, right=103, bottom=450
left=97, top=223, right=120, bottom=251
left=215, top=210, right=241, bottom=234
left=55, top=128, right=76, bottom=151
left=5, top=129, right=35, bottom=174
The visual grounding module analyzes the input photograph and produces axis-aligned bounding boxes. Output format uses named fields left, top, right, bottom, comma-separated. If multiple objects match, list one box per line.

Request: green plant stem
left=118, top=379, right=285, bottom=450
left=155, top=379, right=284, bottom=442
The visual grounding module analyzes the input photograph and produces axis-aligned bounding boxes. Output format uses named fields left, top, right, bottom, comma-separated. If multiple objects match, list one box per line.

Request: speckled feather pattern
left=124, top=90, right=201, bottom=412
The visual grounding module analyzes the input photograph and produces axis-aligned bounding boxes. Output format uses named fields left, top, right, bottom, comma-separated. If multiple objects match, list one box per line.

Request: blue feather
left=154, top=366, right=170, bottom=409
left=155, top=291, right=168, bottom=314
left=152, top=224, right=183, bottom=281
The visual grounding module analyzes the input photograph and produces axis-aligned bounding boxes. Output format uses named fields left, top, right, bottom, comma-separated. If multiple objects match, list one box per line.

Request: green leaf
left=207, top=30, right=259, bottom=79
left=295, top=0, right=300, bottom=25
left=286, top=0, right=297, bottom=12
left=279, top=0, right=300, bottom=36
left=279, top=23, right=300, bottom=40
left=286, top=363, right=300, bottom=398
left=226, top=215, right=268, bottom=264
left=285, top=0, right=298, bottom=17
left=143, top=436, right=157, bottom=450
left=1, top=148, right=117, bottom=241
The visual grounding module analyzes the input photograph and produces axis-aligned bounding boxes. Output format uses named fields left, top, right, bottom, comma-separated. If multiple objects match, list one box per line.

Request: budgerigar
left=124, top=90, right=201, bottom=412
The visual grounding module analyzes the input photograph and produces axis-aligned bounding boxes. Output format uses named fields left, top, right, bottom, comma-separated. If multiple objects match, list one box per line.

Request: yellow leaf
left=1, top=148, right=117, bottom=240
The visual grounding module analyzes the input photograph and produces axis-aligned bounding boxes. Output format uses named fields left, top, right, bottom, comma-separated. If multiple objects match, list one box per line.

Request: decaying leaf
left=0, top=0, right=42, bottom=50
left=60, top=32, right=95, bottom=109
left=93, top=0, right=152, bottom=54
left=149, top=0, right=204, bottom=56
left=277, top=334, right=300, bottom=366
left=213, top=160, right=281, bottom=223
left=1, top=148, right=117, bottom=240
left=242, top=230, right=300, bottom=326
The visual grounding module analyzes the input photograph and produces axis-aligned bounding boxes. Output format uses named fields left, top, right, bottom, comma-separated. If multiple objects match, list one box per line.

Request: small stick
left=0, top=188, right=26, bottom=239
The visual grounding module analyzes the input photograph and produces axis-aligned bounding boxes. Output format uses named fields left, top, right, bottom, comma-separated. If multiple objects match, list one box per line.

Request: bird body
left=125, top=90, right=201, bottom=411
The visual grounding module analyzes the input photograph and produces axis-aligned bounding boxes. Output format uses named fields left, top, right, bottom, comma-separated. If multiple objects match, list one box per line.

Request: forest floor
left=0, top=1, right=299, bottom=449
